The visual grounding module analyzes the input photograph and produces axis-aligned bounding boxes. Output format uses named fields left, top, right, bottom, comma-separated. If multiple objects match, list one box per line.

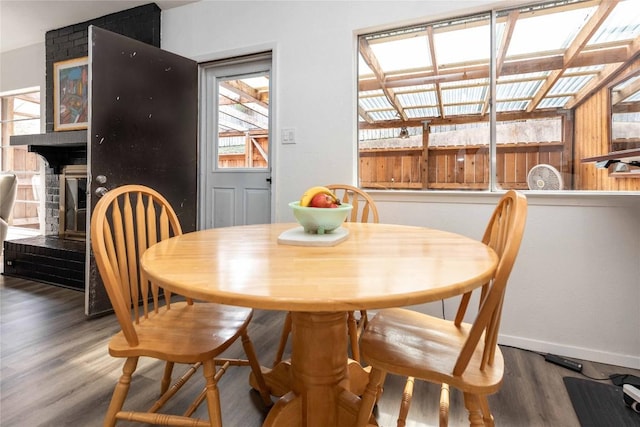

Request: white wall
left=0, top=43, right=46, bottom=126
left=1, top=1, right=638, bottom=368
left=374, top=192, right=640, bottom=368
left=0, top=43, right=44, bottom=92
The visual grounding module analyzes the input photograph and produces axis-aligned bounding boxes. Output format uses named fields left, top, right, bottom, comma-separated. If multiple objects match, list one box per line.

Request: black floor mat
left=563, top=377, right=640, bottom=427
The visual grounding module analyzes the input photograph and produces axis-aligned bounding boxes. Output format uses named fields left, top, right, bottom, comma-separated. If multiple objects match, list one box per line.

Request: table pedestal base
left=254, top=312, right=371, bottom=427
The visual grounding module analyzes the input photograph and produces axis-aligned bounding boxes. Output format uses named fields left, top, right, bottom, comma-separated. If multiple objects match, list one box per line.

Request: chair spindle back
left=91, top=185, right=183, bottom=347
left=452, top=190, right=527, bottom=376
left=326, top=184, right=379, bottom=224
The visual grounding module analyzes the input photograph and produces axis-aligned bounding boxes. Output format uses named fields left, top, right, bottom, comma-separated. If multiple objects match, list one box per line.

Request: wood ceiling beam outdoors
left=220, top=105, right=267, bottom=130
left=565, top=37, right=640, bottom=110
left=526, top=0, right=619, bottom=112
left=564, top=0, right=619, bottom=65
left=14, top=93, right=40, bottom=103
left=218, top=121, right=244, bottom=133
left=358, top=105, right=374, bottom=124
left=483, top=9, right=519, bottom=115
left=359, top=45, right=633, bottom=92
left=359, top=109, right=560, bottom=129
left=360, top=43, right=640, bottom=126
left=361, top=68, right=487, bottom=92
left=359, top=37, right=408, bottom=121
left=612, top=73, right=640, bottom=105
left=220, top=81, right=269, bottom=120
left=218, top=96, right=238, bottom=106
left=493, top=45, right=631, bottom=75
left=496, top=10, right=518, bottom=77
left=610, top=36, right=640, bottom=86
left=222, top=80, right=268, bottom=109
left=565, top=63, right=622, bottom=110
left=427, top=26, right=445, bottom=118
left=525, top=69, right=562, bottom=112
left=11, top=112, right=39, bottom=119
left=218, top=80, right=269, bottom=131
left=219, top=130, right=268, bottom=138
left=627, top=35, right=640, bottom=63
left=612, top=103, right=640, bottom=114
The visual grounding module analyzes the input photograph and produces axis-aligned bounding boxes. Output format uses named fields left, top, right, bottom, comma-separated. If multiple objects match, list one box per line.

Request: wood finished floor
left=1, top=275, right=639, bottom=427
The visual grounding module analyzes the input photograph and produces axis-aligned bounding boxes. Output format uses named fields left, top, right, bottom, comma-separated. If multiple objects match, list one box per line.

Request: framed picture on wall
left=53, top=57, right=89, bottom=131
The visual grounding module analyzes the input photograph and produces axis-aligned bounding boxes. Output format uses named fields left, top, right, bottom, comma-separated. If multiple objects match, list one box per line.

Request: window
left=0, top=89, right=43, bottom=231
left=217, top=75, right=270, bottom=169
left=358, top=0, right=640, bottom=192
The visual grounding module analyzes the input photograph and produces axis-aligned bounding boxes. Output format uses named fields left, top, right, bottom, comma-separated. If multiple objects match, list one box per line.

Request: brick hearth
left=3, top=237, right=86, bottom=291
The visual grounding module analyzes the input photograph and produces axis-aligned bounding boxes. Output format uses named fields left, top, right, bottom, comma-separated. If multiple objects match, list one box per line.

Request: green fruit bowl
left=289, top=201, right=353, bottom=234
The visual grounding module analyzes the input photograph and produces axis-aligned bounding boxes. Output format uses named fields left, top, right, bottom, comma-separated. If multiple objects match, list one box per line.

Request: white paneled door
left=199, top=53, right=272, bottom=229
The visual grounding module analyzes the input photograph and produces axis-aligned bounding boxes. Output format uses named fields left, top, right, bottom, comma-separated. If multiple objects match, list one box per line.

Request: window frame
left=356, top=0, right=640, bottom=194
left=0, top=87, right=44, bottom=231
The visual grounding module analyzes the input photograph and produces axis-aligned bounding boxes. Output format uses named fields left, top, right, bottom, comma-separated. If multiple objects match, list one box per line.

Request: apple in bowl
left=309, top=192, right=340, bottom=208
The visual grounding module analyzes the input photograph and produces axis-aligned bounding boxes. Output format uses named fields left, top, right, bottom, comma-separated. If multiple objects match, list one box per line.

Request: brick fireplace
left=4, top=132, right=88, bottom=290
left=3, top=4, right=161, bottom=291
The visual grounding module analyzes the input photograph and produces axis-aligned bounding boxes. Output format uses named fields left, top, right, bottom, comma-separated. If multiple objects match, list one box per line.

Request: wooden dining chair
left=91, top=184, right=271, bottom=427
left=273, top=184, right=379, bottom=365
left=327, top=183, right=379, bottom=224
left=355, top=190, right=527, bottom=427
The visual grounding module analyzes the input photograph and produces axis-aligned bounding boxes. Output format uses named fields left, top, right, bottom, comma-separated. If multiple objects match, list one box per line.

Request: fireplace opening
left=3, top=164, right=88, bottom=291
left=59, top=165, right=87, bottom=240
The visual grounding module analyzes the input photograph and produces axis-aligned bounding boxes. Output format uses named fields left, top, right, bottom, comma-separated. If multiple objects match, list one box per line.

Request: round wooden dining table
left=140, top=222, right=498, bottom=427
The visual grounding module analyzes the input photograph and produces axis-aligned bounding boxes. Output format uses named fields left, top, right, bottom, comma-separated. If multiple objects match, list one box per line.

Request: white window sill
left=368, top=189, right=640, bottom=208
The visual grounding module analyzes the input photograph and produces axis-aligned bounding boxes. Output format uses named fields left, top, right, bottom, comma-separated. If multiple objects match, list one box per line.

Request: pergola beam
left=359, top=37, right=408, bottom=121
left=526, top=0, right=619, bottom=112
left=359, top=45, right=634, bottom=92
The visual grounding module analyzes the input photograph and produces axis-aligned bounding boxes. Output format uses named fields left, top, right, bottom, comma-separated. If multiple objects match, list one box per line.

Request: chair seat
left=109, top=301, right=254, bottom=363
left=360, top=308, right=504, bottom=395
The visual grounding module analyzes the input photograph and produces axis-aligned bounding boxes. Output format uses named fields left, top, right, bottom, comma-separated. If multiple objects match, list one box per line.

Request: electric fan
left=527, top=164, right=563, bottom=190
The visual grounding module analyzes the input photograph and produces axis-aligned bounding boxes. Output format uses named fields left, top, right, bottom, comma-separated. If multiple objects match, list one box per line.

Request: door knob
left=95, top=187, right=108, bottom=197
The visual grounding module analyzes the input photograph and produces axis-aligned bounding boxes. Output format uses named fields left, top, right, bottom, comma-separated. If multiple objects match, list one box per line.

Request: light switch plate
left=282, top=128, right=296, bottom=144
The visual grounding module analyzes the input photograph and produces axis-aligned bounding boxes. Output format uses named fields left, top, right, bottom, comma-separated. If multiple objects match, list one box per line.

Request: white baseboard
left=499, top=333, right=640, bottom=370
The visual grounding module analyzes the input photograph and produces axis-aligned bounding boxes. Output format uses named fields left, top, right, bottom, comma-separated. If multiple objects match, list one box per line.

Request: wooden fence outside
left=218, top=136, right=268, bottom=168
left=360, top=141, right=567, bottom=190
